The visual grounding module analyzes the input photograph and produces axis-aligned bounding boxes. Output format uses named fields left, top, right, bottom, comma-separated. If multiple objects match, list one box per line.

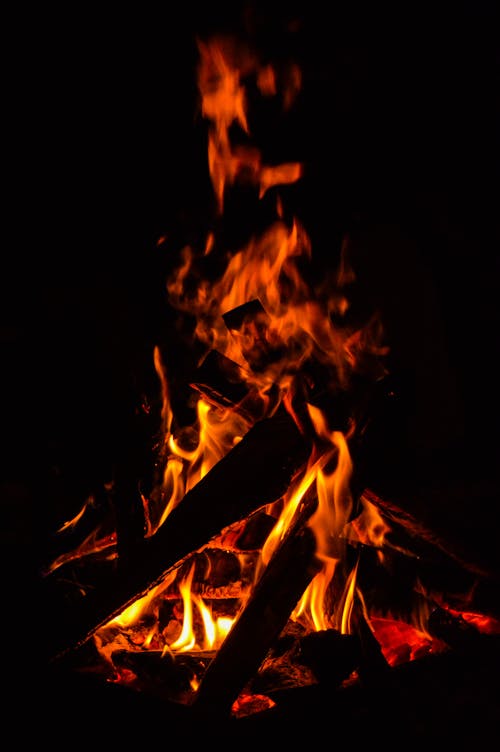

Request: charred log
left=360, top=488, right=500, bottom=618
left=111, top=648, right=214, bottom=705
left=192, top=502, right=321, bottom=719
left=44, top=404, right=312, bottom=662
left=294, top=628, right=361, bottom=686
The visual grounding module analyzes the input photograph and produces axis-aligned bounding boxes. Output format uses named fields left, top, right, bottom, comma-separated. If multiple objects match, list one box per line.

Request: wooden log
left=191, top=500, right=321, bottom=720
left=360, top=488, right=500, bottom=618
left=189, top=348, right=281, bottom=421
left=44, top=404, right=313, bottom=663
left=111, top=648, right=215, bottom=704
left=222, top=298, right=288, bottom=372
left=294, top=629, right=361, bottom=686
left=361, top=488, right=486, bottom=574
left=189, top=349, right=254, bottom=410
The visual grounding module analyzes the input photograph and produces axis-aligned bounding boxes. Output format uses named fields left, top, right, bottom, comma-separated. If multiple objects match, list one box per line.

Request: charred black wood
left=247, top=628, right=359, bottom=698
left=44, top=404, right=312, bottom=662
left=352, top=604, right=392, bottom=685
left=349, top=544, right=499, bottom=662
left=222, top=299, right=268, bottom=332
left=295, top=628, right=361, bottom=685
left=222, top=298, right=288, bottom=372
left=192, top=503, right=321, bottom=719
left=248, top=623, right=318, bottom=694
left=226, top=509, right=278, bottom=551
left=348, top=516, right=499, bottom=622
left=111, top=648, right=214, bottom=704
left=361, top=488, right=479, bottom=570
left=362, top=484, right=500, bottom=582
left=189, top=348, right=281, bottom=420
left=190, top=349, right=254, bottom=409
left=360, top=488, right=500, bottom=617
left=222, top=299, right=269, bottom=331
left=352, top=542, right=479, bottom=645
left=110, top=387, right=162, bottom=563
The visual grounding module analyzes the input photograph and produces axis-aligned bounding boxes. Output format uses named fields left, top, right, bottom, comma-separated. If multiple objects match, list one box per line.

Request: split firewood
left=359, top=488, right=500, bottom=618
left=45, top=404, right=313, bottom=663
left=191, top=499, right=321, bottom=719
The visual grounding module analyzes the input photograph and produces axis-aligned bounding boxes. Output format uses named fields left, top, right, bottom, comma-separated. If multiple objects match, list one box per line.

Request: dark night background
left=2, top=0, right=499, bottom=741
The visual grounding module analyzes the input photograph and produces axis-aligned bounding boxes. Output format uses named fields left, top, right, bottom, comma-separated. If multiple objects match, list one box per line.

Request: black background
left=2, top=1, right=499, bottom=727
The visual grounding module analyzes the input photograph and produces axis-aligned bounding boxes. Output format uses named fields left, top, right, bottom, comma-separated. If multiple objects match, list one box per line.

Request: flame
left=48, top=28, right=477, bottom=712
left=165, top=562, right=235, bottom=653
left=45, top=527, right=117, bottom=575
left=142, top=347, right=252, bottom=536
left=56, top=497, right=91, bottom=533
left=53, top=30, right=390, bottom=682
left=197, top=35, right=303, bottom=212
left=344, top=495, right=392, bottom=564
left=288, top=405, right=357, bottom=633
left=169, top=563, right=198, bottom=651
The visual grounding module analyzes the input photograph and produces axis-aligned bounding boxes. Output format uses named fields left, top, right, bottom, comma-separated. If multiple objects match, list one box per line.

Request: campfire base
left=28, top=633, right=500, bottom=746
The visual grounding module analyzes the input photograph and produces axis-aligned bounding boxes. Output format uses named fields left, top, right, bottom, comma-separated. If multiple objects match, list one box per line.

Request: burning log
left=222, top=298, right=288, bottom=372
left=192, top=498, right=321, bottom=719
left=293, top=628, right=361, bottom=686
left=359, top=488, right=500, bottom=619
left=45, top=404, right=312, bottom=662
left=190, top=349, right=255, bottom=411
left=111, top=648, right=214, bottom=705
left=189, top=348, right=281, bottom=421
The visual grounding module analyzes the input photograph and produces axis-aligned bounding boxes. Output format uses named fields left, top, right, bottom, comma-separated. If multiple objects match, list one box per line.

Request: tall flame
left=103, top=32, right=389, bottom=653
left=197, top=35, right=303, bottom=213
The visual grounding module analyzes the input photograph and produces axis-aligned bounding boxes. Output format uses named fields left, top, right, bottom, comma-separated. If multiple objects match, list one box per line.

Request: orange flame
left=197, top=35, right=303, bottom=213
left=51, top=29, right=404, bottom=704
left=289, top=405, right=357, bottom=633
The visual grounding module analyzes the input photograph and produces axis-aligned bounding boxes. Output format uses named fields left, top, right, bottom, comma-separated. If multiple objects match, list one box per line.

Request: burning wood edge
left=191, top=496, right=321, bottom=720
left=361, top=487, right=499, bottom=582
left=356, top=488, right=500, bottom=621
left=45, top=405, right=313, bottom=663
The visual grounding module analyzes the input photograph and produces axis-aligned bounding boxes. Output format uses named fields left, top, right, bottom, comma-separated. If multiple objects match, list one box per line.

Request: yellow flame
left=145, top=349, right=253, bottom=535
left=291, top=405, right=356, bottom=632
left=163, top=562, right=236, bottom=654
left=339, top=560, right=359, bottom=635
left=49, top=29, right=396, bottom=686
left=169, top=563, right=197, bottom=651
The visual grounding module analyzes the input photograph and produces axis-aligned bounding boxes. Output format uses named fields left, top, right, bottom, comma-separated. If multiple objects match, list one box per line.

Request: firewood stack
left=40, top=296, right=500, bottom=723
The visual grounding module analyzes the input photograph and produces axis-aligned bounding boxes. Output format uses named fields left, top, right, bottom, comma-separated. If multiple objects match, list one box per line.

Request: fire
left=167, top=562, right=235, bottom=653
left=43, top=26, right=499, bottom=720
left=197, top=35, right=302, bottom=212
left=87, top=29, right=383, bottom=686
left=45, top=492, right=117, bottom=576
left=143, top=347, right=251, bottom=537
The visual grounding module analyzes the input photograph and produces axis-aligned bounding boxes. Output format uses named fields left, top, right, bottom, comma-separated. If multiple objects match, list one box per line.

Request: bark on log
left=44, top=404, right=312, bottom=663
